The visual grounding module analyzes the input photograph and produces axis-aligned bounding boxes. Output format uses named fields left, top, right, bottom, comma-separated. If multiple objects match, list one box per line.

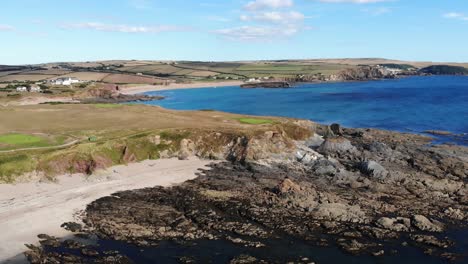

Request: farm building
left=15, top=86, right=42, bottom=92
left=16, top=86, right=28, bottom=92
left=50, top=77, right=81, bottom=86
left=30, top=86, right=42, bottom=92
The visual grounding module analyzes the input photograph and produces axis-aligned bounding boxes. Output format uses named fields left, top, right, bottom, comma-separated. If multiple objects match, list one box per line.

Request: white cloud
left=0, top=24, right=15, bottom=31
left=244, top=0, right=294, bottom=11
left=318, top=0, right=388, bottom=3
left=214, top=25, right=300, bottom=41
left=443, top=12, right=468, bottom=21
left=217, top=0, right=309, bottom=41
left=241, top=11, right=305, bottom=24
left=61, top=22, right=190, bottom=33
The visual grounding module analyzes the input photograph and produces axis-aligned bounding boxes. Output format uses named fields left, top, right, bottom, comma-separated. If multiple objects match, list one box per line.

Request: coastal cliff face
left=34, top=122, right=312, bottom=178
left=279, top=66, right=398, bottom=83
left=25, top=122, right=468, bottom=263
left=328, top=66, right=396, bottom=81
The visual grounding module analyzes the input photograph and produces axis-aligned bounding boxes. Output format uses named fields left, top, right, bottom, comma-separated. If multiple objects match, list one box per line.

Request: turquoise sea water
left=143, top=76, right=468, bottom=145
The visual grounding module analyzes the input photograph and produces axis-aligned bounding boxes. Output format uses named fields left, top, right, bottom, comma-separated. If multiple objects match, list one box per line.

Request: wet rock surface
left=24, top=125, right=468, bottom=263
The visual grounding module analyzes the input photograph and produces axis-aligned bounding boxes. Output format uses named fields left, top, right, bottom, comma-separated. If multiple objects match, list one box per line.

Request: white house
left=16, top=86, right=28, bottom=92
left=246, top=78, right=261, bottom=83
left=30, top=86, right=42, bottom=92
left=50, top=77, right=80, bottom=86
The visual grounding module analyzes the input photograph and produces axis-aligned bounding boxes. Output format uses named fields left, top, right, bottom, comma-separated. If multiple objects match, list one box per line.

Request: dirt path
left=0, top=158, right=214, bottom=263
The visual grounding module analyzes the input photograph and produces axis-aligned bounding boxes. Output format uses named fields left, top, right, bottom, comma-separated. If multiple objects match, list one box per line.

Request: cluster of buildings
left=14, top=77, right=82, bottom=93
left=16, top=86, right=42, bottom=92
left=246, top=76, right=274, bottom=83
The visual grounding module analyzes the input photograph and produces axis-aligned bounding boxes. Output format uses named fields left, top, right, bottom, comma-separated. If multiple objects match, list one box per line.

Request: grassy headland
left=0, top=104, right=311, bottom=182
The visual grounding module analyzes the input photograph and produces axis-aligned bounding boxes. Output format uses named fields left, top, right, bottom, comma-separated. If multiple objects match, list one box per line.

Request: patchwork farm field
left=2, top=58, right=468, bottom=85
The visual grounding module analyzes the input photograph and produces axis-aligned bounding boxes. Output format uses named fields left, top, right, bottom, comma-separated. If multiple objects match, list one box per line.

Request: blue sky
left=1, top=0, right=467, bottom=64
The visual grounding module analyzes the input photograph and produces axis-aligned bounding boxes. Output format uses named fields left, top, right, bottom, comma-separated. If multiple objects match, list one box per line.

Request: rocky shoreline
left=78, top=93, right=164, bottom=104
left=22, top=122, right=467, bottom=263
left=241, top=82, right=291, bottom=89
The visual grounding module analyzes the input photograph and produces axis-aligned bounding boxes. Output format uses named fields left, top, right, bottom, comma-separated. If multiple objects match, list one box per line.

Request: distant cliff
left=328, top=66, right=396, bottom=81
left=418, top=65, right=468, bottom=75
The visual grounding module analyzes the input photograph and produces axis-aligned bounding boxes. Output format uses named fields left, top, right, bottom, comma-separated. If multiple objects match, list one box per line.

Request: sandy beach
left=120, top=81, right=244, bottom=95
left=0, top=158, right=214, bottom=263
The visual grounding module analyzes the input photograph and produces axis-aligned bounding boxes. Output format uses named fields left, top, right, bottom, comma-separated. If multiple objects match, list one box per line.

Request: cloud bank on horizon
left=0, top=0, right=467, bottom=64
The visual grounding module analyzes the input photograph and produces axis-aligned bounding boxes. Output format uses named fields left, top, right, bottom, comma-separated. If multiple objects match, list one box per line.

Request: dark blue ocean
left=143, top=76, right=468, bottom=145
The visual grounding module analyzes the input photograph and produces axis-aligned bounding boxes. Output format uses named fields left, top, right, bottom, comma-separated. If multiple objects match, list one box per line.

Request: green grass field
left=237, top=118, right=274, bottom=125
left=0, top=132, right=70, bottom=152
left=0, top=133, right=49, bottom=148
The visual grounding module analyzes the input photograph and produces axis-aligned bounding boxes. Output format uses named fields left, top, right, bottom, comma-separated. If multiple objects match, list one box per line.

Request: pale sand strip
left=121, top=81, right=244, bottom=94
left=0, top=158, right=214, bottom=263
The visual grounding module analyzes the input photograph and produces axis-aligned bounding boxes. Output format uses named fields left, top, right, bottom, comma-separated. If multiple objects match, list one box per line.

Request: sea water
left=143, top=76, right=468, bottom=145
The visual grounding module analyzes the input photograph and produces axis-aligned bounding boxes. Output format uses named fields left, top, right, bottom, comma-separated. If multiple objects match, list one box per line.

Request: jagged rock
left=337, top=239, right=368, bottom=254
left=367, top=142, right=393, bottom=156
left=330, top=123, right=343, bottom=136
left=295, top=150, right=319, bottom=164
left=81, top=248, right=99, bottom=257
left=317, top=137, right=356, bottom=154
left=276, top=178, right=302, bottom=194
left=410, top=234, right=453, bottom=248
left=375, top=217, right=410, bottom=232
left=60, top=222, right=83, bottom=232
left=149, top=135, right=161, bottom=145
left=178, top=139, right=195, bottom=160
left=412, top=215, right=444, bottom=232
left=443, top=207, right=464, bottom=220
left=305, top=134, right=325, bottom=148
left=314, top=202, right=367, bottom=223
left=312, top=158, right=338, bottom=176
left=122, top=146, right=137, bottom=163
left=358, top=161, right=388, bottom=180
left=372, top=250, right=385, bottom=256
left=329, top=66, right=395, bottom=82
left=230, top=255, right=261, bottom=264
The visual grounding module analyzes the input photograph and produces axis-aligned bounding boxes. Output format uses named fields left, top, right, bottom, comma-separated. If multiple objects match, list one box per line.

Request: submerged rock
left=375, top=217, right=410, bottom=232
left=412, top=215, right=444, bottom=232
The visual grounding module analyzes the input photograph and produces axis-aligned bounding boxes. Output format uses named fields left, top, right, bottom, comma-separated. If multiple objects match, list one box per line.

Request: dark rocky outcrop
left=418, top=65, right=468, bottom=75
left=79, top=93, right=164, bottom=104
